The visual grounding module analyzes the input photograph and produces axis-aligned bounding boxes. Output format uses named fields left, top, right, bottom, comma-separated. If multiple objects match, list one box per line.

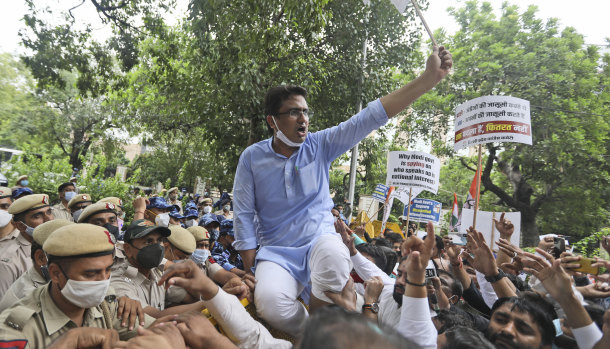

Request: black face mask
left=40, top=265, right=51, bottom=282
left=134, top=244, right=165, bottom=269
left=393, top=283, right=404, bottom=307
left=104, top=223, right=120, bottom=240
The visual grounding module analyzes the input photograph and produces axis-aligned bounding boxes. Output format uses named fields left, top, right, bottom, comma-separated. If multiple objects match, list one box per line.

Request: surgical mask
left=339, top=209, right=343, bottom=214
left=185, top=219, right=197, bottom=228
left=117, top=217, right=124, bottom=231
left=20, top=222, right=35, bottom=237
left=21, top=180, right=29, bottom=186
left=203, top=206, right=212, bottom=214
left=271, top=116, right=305, bottom=148
left=64, top=191, right=76, bottom=201
left=135, top=243, right=165, bottom=269
left=61, top=278, right=110, bottom=308
left=103, top=223, right=120, bottom=241
left=0, top=210, right=12, bottom=228
left=190, top=249, right=209, bottom=264
left=72, top=209, right=83, bottom=222
left=223, top=205, right=230, bottom=211
left=155, top=213, right=170, bottom=227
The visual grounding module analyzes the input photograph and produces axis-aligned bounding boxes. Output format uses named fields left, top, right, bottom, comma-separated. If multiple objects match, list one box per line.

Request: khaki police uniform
left=0, top=194, right=51, bottom=299
left=0, top=223, right=155, bottom=347
left=0, top=284, right=154, bottom=347
left=110, top=254, right=167, bottom=310
left=0, top=228, right=20, bottom=252
left=0, top=266, right=47, bottom=313
left=50, top=202, right=73, bottom=222
left=110, top=220, right=171, bottom=310
left=0, top=220, right=74, bottom=312
left=167, top=187, right=182, bottom=213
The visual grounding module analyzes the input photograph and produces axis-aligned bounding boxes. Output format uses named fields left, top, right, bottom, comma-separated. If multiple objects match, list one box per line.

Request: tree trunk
left=520, top=209, right=539, bottom=247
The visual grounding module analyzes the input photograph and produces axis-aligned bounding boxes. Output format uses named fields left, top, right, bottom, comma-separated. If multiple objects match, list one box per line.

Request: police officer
left=0, top=219, right=73, bottom=312
left=143, top=197, right=172, bottom=227
left=0, top=186, right=18, bottom=250
left=98, top=197, right=126, bottom=230
left=77, top=202, right=120, bottom=241
left=51, top=183, right=76, bottom=221
left=166, top=187, right=182, bottom=213
left=0, top=194, right=54, bottom=298
left=67, top=194, right=93, bottom=222
left=0, top=224, right=154, bottom=347
left=110, top=219, right=171, bottom=315
left=211, top=219, right=245, bottom=277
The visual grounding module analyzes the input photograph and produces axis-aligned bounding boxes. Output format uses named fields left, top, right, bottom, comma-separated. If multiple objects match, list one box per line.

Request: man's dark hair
left=384, top=232, right=403, bottom=245
left=491, top=293, right=556, bottom=346
left=437, top=269, right=463, bottom=299
left=423, top=234, right=444, bottom=253
left=58, top=182, right=75, bottom=193
left=436, top=310, right=473, bottom=334
left=442, top=326, right=494, bottom=349
left=506, top=272, right=530, bottom=292
left=297, top=306, right=418, bottom=349
left=371, top=237, right=391, bottom=248
left=355, top=243, right=387, bottom=271
left=378, top=246, right=398, bottom=276
left=264, top=85, right=308, bottom=116
left=264, top=85, right=308, bottom=134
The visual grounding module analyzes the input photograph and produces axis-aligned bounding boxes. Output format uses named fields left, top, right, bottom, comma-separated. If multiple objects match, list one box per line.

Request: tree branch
left=459, top=157, right=477, bottom=172
left=480, top=144, right=525, bottom=211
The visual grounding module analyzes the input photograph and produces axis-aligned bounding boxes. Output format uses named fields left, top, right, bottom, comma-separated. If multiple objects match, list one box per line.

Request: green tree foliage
left=405, top=1, right=610, bottom=245
left=110, top=0, right=425, bottom=189
left=2, top=150, right=139, bottom=209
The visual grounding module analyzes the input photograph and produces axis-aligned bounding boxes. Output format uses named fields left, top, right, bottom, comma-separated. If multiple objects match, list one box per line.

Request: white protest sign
left=454, top=96, right=532, bottom=151
left=392, top=186, right=423, bottom=206
left=459, top=209, right=521, bottom=249
left=386, top=151, right=440, bottom=194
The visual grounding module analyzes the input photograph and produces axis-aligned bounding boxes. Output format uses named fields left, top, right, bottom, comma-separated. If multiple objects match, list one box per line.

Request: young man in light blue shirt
left=233, top=46, right=452, bottom=335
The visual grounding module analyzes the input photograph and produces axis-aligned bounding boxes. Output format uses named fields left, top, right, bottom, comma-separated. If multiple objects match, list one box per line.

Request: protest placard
left=404, top=198, right=442, bottom=223
left=454, top=96, right=532, bottom=151
left=372, top=184, right=389, bottom=202
left=392, top=186, right=423, bottom=206
left=459, top=209, right=521, bottom=249
left=386, top=151, right=440, bottom=194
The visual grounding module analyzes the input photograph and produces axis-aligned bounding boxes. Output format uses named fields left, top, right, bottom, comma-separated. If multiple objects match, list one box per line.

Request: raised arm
left=380, top=46, right=452, bottom=118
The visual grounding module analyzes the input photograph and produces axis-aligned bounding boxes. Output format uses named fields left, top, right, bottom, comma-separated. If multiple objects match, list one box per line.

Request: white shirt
left=204, top=288, right=292, bottom=349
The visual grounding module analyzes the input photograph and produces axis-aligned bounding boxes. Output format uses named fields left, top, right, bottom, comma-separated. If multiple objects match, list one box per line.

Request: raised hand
left=463, top=226, right=498, bottom=277
left=335, top=219, right=357, bottom=256
left=521, top=248, right=573, bottom=302
left=493, top=212, right=514, bottom=238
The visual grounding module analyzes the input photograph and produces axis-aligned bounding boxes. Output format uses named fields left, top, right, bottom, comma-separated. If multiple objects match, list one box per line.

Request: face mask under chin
left=272, top=116, right=305, bottom=148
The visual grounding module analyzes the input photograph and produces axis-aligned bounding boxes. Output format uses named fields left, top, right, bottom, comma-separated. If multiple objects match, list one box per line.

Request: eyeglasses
left=276, top=108, right=313, bottom=118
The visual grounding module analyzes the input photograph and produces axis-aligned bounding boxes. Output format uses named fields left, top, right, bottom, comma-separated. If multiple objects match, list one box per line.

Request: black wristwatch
left=484, top=269, right=507, bottom=283
left=362, top=302, right=379, bottom=314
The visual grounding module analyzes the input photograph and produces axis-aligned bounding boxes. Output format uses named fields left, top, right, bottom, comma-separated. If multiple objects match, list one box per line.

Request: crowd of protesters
left=0, top=46, right=608, bottom=349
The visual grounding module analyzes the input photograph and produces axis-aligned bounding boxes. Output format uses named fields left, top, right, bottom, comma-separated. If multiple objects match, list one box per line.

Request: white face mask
left=61, top=278, right=110, bottom=308
left=272, top=116, right=305, bottom=148
left=185, top=219, right=197, bottom=228
left=190, top=248, right=210, bottom=264
left=155, top=213, right=170, bottom=227
left=203, top=206, right=212, bottom=214
left=0, top=210, right=12, bottom=228
left=64, top=191, right=76, bottom=201
left=223, top=205, right=231, bottom=212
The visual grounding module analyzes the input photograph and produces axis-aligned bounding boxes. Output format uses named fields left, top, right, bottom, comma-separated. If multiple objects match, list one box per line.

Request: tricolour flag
left=463, top=167, right=481, bottom=210
left=381, top=186, right=396, bottom=231
left=450, top=193, right=459, bottom=232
